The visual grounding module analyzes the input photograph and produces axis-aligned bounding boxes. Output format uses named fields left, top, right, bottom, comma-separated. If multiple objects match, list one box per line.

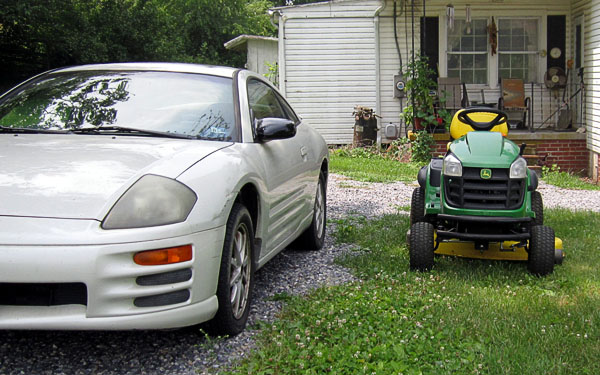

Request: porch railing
left=437, top=81, right=585, bottom=132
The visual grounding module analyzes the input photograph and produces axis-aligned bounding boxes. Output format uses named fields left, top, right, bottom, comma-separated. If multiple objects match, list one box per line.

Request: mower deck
left=434, top=235, right=564, bottom=262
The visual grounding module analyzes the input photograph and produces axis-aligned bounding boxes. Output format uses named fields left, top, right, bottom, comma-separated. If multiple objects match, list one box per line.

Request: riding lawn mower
left=408, top=107, right=564, bottom=276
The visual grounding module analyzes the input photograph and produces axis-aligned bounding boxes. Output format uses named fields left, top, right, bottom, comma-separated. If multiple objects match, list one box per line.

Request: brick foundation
left=430, top=132, right=589, bottom=175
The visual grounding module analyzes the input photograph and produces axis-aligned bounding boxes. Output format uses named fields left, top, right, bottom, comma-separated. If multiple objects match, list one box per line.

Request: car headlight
left=102, top=174, right=197, bottom=229
left=510, top=157, right=528, bottom=179
left=443, top=154, right=463, bottom=177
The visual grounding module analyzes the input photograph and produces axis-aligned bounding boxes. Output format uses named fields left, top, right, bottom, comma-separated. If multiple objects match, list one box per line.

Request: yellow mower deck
left=434, top=234, right=564, bottom=261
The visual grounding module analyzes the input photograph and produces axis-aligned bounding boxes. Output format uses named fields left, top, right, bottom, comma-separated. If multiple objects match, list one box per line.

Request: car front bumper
left=0, top=218, right=225, bottom=330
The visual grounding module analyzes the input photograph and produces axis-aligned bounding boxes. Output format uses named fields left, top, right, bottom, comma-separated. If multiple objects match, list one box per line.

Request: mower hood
left=450, top=131, right=520, bottom=168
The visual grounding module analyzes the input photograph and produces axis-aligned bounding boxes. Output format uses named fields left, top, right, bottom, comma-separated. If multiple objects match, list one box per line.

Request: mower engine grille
left=444, top=167, right=525, bottom=210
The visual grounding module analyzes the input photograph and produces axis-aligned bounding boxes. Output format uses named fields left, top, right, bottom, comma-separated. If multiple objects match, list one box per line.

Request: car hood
left=0, top=134, right=232, bottom=220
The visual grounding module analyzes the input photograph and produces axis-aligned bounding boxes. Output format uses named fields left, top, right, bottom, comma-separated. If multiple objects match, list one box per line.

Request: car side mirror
left=255, top=118, right=296, bottom=141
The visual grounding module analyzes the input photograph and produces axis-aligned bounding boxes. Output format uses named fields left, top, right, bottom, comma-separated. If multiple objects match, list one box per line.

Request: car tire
left=408, top=222, right=435, bottom=271
left=410, top=188, right=426, bottom=225
left=209, top=203, right=255, bottom=336
left=531, top=191, right=544, bottom=225
left=528, top=225, right=555, bottom=276
left=292, top=171, right=327, bottom=250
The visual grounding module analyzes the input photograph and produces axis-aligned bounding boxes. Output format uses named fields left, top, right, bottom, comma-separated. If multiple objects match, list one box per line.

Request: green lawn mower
left=408, top=107, right=564, bottom=276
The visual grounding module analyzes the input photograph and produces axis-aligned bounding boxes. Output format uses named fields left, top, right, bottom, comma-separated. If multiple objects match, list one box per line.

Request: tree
left=0, top=0, right=282, bottom=90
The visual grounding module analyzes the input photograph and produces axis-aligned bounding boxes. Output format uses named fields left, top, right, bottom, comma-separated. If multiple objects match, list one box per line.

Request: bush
left=410, top=131, right=435, bottom=164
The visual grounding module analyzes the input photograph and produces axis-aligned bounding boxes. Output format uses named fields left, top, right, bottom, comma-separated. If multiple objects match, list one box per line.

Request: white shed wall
left=277, top=0, right=382, bottom=144
left=246, top=39, right=278, bottom=77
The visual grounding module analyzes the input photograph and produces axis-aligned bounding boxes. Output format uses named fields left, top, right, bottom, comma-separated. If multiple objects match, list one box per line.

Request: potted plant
left=401, top=56, right=445, bottom=132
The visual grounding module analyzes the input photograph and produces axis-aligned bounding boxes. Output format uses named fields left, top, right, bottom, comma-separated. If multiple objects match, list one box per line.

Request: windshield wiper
left=70, top=126, right=194, bottom=140
left=0, top=126, right=67, bottom=134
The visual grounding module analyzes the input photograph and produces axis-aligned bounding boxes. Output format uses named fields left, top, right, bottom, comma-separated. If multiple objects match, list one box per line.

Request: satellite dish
left=544, top=67, right=567, bottom=89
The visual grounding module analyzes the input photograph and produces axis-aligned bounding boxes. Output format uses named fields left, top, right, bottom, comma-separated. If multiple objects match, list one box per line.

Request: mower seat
left=450, top=108, right=509, bottom=140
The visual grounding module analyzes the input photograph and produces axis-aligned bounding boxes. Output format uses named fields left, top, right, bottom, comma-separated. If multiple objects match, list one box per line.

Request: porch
left=436, top=81, right=586, bottom=132
left=431, top=130, right=588, bottom=175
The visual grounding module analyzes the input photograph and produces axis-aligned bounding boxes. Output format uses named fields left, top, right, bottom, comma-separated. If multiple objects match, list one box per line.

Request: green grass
left=222, top=156, right=600, bottom=375
left=230, top=210, right=600, bottom=375
left=541, top=166, right=600, bottom=191
left=329, top=149, right=421, bottom=183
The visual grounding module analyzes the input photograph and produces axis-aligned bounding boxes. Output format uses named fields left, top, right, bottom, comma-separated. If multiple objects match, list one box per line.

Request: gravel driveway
left=0, top=174, right=598, bottom=375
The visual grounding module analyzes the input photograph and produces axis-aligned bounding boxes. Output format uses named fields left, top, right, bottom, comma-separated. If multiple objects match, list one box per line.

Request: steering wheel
left=457, top=107, right=508, bottom=131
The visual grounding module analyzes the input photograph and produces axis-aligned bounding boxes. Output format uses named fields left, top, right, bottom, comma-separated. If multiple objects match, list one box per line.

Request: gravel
left=0, top=174, right=598, bottom=375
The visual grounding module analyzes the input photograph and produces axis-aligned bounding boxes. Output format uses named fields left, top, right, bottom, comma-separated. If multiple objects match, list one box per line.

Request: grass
left=223, top=155, right=600, bottom=375
left=329, top=147, right=421, bottom=183
left=541, top=165, right=600, bottom=191
left=331, top=147, right=600, bottom=191
left=231, top=210, right=600, bottom=375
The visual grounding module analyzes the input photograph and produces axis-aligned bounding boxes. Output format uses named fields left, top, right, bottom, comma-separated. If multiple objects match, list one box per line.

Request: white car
left=0, top=63, right=328, bottom=335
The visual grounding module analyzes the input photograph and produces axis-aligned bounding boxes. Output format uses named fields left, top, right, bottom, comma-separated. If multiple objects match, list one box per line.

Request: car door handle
left=300, top=146, right=308, bottom=158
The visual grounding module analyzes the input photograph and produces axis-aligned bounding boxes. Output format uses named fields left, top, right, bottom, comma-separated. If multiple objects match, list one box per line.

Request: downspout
left=269, top=9, right=286, bottom=94
left=374, top=0, right=387, bottom=147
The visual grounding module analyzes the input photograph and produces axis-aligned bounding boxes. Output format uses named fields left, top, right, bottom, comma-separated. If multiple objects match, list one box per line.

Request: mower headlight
left=443, top=154, right=463, bottom=177
left=510, top=157, right=528, bottom=179
left=102, top=174, right=197, bottom=229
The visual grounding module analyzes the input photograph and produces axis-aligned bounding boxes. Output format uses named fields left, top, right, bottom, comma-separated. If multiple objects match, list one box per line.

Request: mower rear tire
left=528, top=225, right=555, bottom=276
left=531, top=191, right=544, bottom=225
left=410, top=188, right=426, bottom=225
left=409, top=222, right=435, bottom=271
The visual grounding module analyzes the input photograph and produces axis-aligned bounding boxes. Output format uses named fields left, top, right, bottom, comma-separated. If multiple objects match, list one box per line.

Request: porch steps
left=522, top=144, right=542, bottom=176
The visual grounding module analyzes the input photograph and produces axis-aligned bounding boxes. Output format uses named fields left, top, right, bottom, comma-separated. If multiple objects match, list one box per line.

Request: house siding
left=377, top=12, right=417, bottom=138
left=572, top=0, right=600, bottom=156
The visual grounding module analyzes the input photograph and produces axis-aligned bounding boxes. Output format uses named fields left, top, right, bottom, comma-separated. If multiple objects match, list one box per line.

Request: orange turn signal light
left=134, top=245, right=193, bottom=266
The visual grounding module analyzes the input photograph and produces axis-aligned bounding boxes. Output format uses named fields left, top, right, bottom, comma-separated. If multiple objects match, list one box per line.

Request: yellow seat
left=449, top=108, right=509, bottom=140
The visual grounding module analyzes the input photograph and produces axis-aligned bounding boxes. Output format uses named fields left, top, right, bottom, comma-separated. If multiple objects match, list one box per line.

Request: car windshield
left=0, top=70, right=237, bottom=141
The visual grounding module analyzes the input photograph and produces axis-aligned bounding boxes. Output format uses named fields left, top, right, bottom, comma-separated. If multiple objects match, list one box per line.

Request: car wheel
left=410, top=188, right=426, bottom=225
left=408, top=222, right=435, bottom=271
left=292, top=171, right=327, bottom=250
left=527, top=225, right=555, bottom=276
left=531, top=191, right=544, bottom=225
left=210, top=203, right=255, bottom=336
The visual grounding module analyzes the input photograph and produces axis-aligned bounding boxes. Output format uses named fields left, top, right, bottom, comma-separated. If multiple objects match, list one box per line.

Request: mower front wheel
left=531, top=191, right=544, bottom=225
left=409, top=222, right=435, bottom=271
left=410, top=188, right=426, bottom=225
left=528, top=225, right=555, bottom=276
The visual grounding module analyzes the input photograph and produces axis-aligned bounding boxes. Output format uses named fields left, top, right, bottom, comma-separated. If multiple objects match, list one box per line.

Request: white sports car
left=0, top=63, right=328, bottom=335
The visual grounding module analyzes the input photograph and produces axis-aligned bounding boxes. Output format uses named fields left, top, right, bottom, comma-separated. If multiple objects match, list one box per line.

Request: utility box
left=394, top=74, right=406, bottom=98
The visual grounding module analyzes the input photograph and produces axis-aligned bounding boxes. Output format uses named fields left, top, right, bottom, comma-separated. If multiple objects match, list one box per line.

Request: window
left=498, top=18, right=539, bottom=82
left=248, top=79, right=288, bottom=120
left=447, top=19, right=488, bottom=84
left=0, top=71, right=238, bottom=141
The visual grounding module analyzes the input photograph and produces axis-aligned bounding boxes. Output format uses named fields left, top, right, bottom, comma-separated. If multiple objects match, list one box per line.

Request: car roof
left=52, top=62, right=239, bottom=78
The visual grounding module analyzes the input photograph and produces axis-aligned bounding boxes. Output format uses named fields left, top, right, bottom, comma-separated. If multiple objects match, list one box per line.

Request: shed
left=224, top=35, right=278, bottom=79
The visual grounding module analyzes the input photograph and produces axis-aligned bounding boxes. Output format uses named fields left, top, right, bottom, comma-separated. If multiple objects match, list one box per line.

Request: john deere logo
left=480, top=169, right=492, bottom=179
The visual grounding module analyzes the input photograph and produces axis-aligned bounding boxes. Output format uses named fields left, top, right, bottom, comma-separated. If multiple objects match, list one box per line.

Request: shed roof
left=224, top=35, right=278, bottom=51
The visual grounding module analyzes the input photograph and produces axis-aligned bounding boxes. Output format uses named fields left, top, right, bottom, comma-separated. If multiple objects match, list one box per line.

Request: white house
left=270, top=0, right=600, bottom=180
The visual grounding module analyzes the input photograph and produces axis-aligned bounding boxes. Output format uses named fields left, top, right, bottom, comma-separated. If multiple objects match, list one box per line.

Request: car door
left=246, top=78, right=314, bottom=256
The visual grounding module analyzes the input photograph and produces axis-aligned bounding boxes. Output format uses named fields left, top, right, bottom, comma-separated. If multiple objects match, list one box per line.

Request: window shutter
left=420, top=17, right=439, bottom=79
left=547, top=15, right=566, bottom=71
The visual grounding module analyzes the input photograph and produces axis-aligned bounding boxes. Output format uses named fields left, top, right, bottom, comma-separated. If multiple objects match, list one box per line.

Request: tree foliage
left=0, top=0, right=279, bottom=90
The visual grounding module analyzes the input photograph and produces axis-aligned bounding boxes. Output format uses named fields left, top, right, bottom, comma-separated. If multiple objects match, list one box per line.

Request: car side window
left=276, top=91, right=300, bottom=124
left=247, top=79, right=288, bottom=121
